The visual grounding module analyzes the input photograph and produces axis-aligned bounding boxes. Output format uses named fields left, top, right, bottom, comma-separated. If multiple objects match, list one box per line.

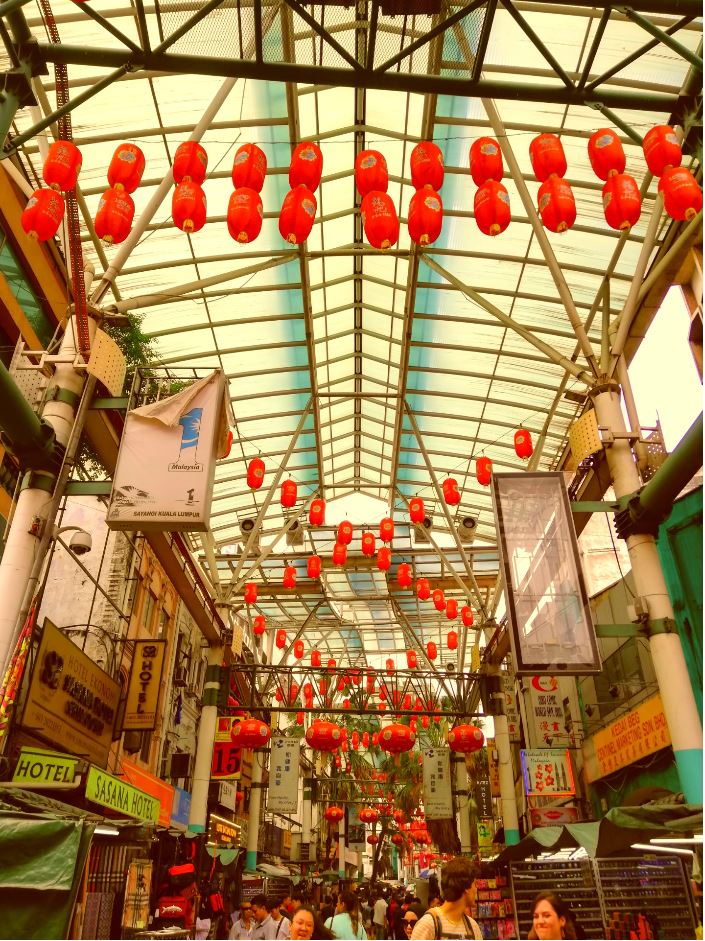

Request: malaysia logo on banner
left=267, top=737, right=300, bottom=814
left=422, top=747, right=453, bottom=819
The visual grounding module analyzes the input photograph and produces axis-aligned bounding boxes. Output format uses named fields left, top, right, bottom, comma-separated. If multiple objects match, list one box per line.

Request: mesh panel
left=157, top=0, right=257, bottom=59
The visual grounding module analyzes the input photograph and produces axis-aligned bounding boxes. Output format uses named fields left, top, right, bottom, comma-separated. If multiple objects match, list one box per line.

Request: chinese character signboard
left=422, top=747, right=453, bottom=819
left=520, top=749, right=575, bottom=797
left=485, top=739, right=500, bottom=797
left=123, top=639, right=167, bottom=730
left=582, top=694, right=671, bottom=782
left=528, top=676, right=565, bottom=746
left=267, top=737, right=300, bottom=814
left=501, top=675, right=521, bottom=741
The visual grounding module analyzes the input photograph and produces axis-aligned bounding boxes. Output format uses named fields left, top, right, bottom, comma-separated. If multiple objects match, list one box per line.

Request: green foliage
left=104, top=313, right=158, bottom=387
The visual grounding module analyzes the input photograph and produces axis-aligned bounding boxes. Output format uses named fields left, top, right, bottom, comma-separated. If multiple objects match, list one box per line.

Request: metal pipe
left=639, top=411, right=703, bottom=519
left=0, top=360, right=57, bottom=467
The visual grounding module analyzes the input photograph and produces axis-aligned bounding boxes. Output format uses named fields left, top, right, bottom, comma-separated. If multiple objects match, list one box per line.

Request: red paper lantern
left=426, top=641, right=437, bottom=661
left=21, top=189, right=65, bottom=242
left=643, top=125, right=682, bottom=177
left=442, top=478, right=460, bottom=505
left=409, top=497, right=425, bottom=524
left=296, top=711, right=304, bottom=725
left=289, top=142, right=323, bottom=192
left=247, top=457, right=265, bottom=489
left=385, top=658, right=394, bottom=675
left=445, top=598, right=458, bottom=620
left=416, top=577, right=431, bottom=601
left=410, top=140, right=444, bottom=191
left=377, top=547, right=391, bottom=572
left=281, top=479, right=298, bottom=508
left=602, top=173, right=641, bottom=231
left=363, top=731, right=370, bottom=748
left=309, top=498, right=326, bottom=526
left=448, top=724, right=484, bottom=753
left=461, top=606, right=474, bottom=628
left=392, top=833, right=405, bottom=846
left=447, top=630, right=458, bottom=651
left=379, top=723, right=415, bottom=754
left=173, top=141, right=208, bottom=184
left=361, top=531, right=376, bottom=557
left=275, top=628, right=287, bottom=648
left=337, top=521, right=354, bottom=545
left=432, top=588, right=446, bottom=611
left=538, top=176, right=576, bottom=233
left=293, top=639, right=304, bottom=659
left=659, top=166, right=702, bottom=221
left=474, top=180, right=510, bottom=236
left=408, top=188, right=443, bottom=246
left=529, top=133, right=567, bottom=182
left=311, top=649, right=321, bottom=668
left=372, top=733, right=379, bottom=746
left=514, top=428, right=533, bottom=459
left=253, top=614, right=266, bottom=636
left=283, top=565, right=296, bottom=589
left=469, top=137, right=503, bottom=186
left=361, top=191, right=399, bottom=249
left=231, top=143, right=267, bottom=192
left=406, top=649, right=418, bottom=669
left=367, top=833, right=379, bottom=845
left=421, top=715, right=430, bottom=729
left=393, top=809, right=405, bottom=824
left=306, top=720, right=343, bottom=751
left=355, top=150, right=388, bottom=197
left=107, top=143, right=145, bottom=193
left=327, top=658, right=337, bottom=673
left=231, top=718, right=270, bottom=748
left=351, top=731, right=360, bottom=749
left=95, top=187, right=135, bottom=244
left=359, top=806, right=379, bottom=824
left=244, top=582, right=257, bottom=605
left=227, top=187, right=263, bottom=243
left=587, top=128, right=626, bottom=181
left=476, top=456, right=492, bottom=486
left=279, top=186, right=317, bottom=244
left=43, top=140, right=82, bottom=191
left=396, top=563, right=412, bottom=588
left=307, top=555, right=321, bottom=579
left=380, top=517, right=394, bottom=542
left=172, top=181, right=206, bottom=233
left=324, top=804, right=345, bottom=823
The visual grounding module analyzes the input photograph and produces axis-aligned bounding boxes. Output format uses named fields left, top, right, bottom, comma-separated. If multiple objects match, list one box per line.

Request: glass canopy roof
left=3, top=0, right=701, bottom=669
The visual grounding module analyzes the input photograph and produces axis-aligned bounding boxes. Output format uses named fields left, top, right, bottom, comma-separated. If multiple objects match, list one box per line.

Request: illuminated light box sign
left=123, top=639, right=167, bottom=731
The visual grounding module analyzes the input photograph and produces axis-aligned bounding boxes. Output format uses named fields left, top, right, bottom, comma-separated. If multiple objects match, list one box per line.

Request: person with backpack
left=410, top=857, right=482, bottom=940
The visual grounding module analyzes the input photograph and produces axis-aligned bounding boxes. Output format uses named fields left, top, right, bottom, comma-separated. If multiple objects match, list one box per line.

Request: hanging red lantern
left=361, top=191, right=399, bottom=249
left=461, top=606, right=474, bottom=628
left=21, top=189, right=65, bottom=242
left=538, top=176, right=576, bottom=233
left=408, top=188, right=443, bottom=246
left=289, top=682, right=299, bottom=704
left=426, top=641, right=437, bottom=661
left=432, top=588, right=446, bottom=611
left=334, top=754, right=342, bottom=768
left=359, top=806, right=379, bottom=824
left=447, top=630, right=458, bottom=651
left=281, top=479, right=297, bottom=508
left=283, top=565, right=296, bottom=589
left=361, top=531, right=376, bottom=556
left=227, top=187, right=263, bottom=243
left=244, top=582, right=258, bottom=605
left=231, top=718, right=270, bottom=748
left=95, top=187, right=135, bottom=244
left=293, top=639, right=304, bottom=660
left=351, top=730, right=360, bottom=750
left=279, top=186, right=317, bottom=244
left=231, top=143, right=267, bottom=192
left=385, top=658, right=394, bottom=675
left=409, top=497, right=425, bottom=524
left=602, top=173, right=641, bottom=231
left=107, top=142, right=145, bottom=193
left=337, top=521, right=353, bottom=545
left=379, top=723, right=415, bottom=754
left=253, top=614, right=266, bottom=636
left=587, top=128, right=625, bottom=181
left=275, top=628, right=287, bottom=648
left=311, top=649, right=321, bottom=668
left=393, top=809, right=405, bottom=824
left=475, top=180, right=510, bottom=236
left=289, top=142, right=323, bottom=192
left=367, top=833, right=379, bottom=845
left=380, top=517, right=394, bottom=542
left=392, top=832, right=405, bottom=847
left=309, top=498, right=326, bottom=526
left=469, top=137, right=503, bottom=186
left=514, top=428, right=533, bottom=459
left=476, top=456, right=492, bottom=486
left=324, top=804, right=345, bottom=823
left=421, top=715, right=430, bottom=730
left=43, top=140, right=82, bottom=191
left=372, top=732, right=379, bottom=746
left=642, top=125, right=682, bottom=177
left=659, top=166, right=702, bottom=221
left=307, top=555, right=321, bottom=579
left=362, top=731, right=370, bottom=748
left=173, top=141, right=208, bottom=184
left=296, top=711, right=304, bottom=725
left=529, top=133, right=567, bottom=182
left=342, top=698, right=350, bottom=710
left=306, top=720, right=343, bottom=751
left=396, top=563, right=412, bottom=588
left=377, top=546, right=391, bottom=572
left=448, top=724, right=485, bottom=753
left=355, top=150, right=388, bottom=197
left=247, top=457, right=265, bottom=489
left=416, top=577, right=431, bottom=601
left=445, top=598, right=458, bottom=620
left=172, top=180, right=207, bottom=233
left=442, top=478, right=460, bottom=506
left=366, top=672, right=376, bottom=693
left=410, top=140, right=444, bottom=191
left=406, top=649, right=418, bottom=669
left=332, top=541, right=347, bottom=566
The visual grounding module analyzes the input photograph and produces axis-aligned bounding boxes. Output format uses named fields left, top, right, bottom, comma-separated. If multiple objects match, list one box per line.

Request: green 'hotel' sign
left=86, top=766, right=160, bottom=823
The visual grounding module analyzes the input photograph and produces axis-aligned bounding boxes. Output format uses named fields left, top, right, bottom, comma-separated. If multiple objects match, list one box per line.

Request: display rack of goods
left=510, top=860, right=603, bottom=939
left=473, top=875, right=516, bottom=939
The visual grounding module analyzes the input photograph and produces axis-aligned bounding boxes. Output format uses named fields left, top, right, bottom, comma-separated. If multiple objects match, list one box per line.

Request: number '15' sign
left=211, top=741, right=241, bottom=780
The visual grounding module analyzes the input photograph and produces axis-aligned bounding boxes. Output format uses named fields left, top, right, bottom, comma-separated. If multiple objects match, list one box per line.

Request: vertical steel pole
left=494, top=713, right=520, bottom=845
left=188, top=641, right=222, bottom=833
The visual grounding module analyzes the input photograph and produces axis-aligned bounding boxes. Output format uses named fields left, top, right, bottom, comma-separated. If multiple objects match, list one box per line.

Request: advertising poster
left=583, top=693, right=671, bottom=782
left=347, top=804, right=365, bottom=853
left=501, top=675, right=521, bottom=741
left=530, top=806, right=581, bottom=828
left=123, top=639, right=167, bottom=730
left=485, top=738, right=500, bottom=797
left=422, top=747, right=453, bottom=819
left=520, top=748, right=575, bottom=797
left=267, top=737, right=300, bottom=814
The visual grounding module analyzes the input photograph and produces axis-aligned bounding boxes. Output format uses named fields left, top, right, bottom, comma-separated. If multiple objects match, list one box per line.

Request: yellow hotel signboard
left=123, top=639, right=167, bottom=730
left=583, top=693, right=672, bottom=782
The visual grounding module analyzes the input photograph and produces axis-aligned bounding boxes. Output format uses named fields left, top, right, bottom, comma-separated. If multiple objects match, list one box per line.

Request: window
left=157, top=608, right=169, bottom=638
left=142, top=591, right=156, bottom=631
left=593, top=638, right=646, bottom=721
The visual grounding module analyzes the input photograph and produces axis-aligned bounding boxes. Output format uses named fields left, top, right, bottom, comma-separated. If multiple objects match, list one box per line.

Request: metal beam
left=620, top=5, right=703, bottom=69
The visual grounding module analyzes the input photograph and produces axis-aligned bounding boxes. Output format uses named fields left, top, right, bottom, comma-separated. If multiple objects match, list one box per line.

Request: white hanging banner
left=421, top=747, right=453, bottom=819
left=267, top=737, right=300, bottom=814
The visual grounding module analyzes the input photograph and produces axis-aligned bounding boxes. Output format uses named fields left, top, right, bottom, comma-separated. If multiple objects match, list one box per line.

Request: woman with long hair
left=528, top=892, right=578, bottom=940
left=325, top=890, right=368, bottom=939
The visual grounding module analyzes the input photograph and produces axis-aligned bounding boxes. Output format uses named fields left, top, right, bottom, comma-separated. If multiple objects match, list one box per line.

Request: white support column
left=494, top=713, right=520, bottom=846
left=245, top=748, right=264, bottom=871
left=338, top=816, right=346, bottom=880
left=187, top=641, right=223, bottom=834
left=454, top=753, right=473, bottom=854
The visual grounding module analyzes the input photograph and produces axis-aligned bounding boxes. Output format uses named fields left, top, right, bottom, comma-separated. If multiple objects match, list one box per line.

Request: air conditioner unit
left=414, top=515, right=433, bottom=543
left=184, top=683, right=200, bottom=700
left=172, top=668, right=188, bottom=688
left=457, top=515, right=477, bottom=544
left=285, top=515, right=304, bottom=546
left=239, top=518, right=260, bottom=550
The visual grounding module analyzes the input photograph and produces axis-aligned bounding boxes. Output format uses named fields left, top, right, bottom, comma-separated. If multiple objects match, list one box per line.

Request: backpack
left=429, top=910, right=482, bottom=939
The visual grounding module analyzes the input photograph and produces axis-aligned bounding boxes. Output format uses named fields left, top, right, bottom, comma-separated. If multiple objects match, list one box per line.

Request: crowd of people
left=225, top=857, right=580, bottom=940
